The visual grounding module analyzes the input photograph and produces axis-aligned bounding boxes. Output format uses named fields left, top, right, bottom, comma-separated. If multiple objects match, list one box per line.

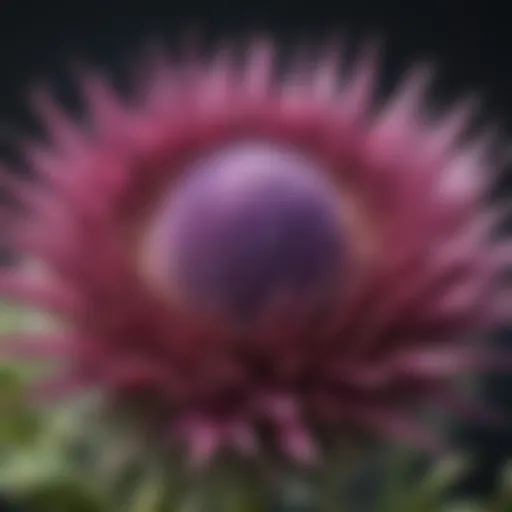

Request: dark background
left=0, top=0, right=511, bottom=499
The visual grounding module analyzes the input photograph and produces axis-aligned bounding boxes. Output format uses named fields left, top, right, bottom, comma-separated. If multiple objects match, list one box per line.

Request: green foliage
left=1, top=305, right=512, bottom=511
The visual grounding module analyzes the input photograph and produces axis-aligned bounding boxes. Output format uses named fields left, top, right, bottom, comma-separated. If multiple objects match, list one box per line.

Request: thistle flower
left=0, top=36, right=510, bottom=470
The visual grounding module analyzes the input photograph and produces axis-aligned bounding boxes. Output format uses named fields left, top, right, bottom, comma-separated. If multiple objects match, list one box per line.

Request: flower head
left=1, top=37, right=510, bottom=467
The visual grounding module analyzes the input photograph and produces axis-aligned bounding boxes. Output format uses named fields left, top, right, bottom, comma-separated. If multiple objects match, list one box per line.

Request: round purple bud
left=164, top=141, right=347, bottom=320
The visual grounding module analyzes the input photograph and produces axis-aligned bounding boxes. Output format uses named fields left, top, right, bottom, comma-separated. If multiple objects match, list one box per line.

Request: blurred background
left=0, top=0, right=511, bottom=509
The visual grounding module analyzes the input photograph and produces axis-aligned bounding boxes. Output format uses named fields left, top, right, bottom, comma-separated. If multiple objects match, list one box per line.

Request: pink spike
left=313, top=60, right=339, bottom=101
left=346, top=264, right=435, bottom=356
left=494, top=199, right=512, bottom=228
left=0, top=334, right=71, bottom=360
left=245, top=38, right=275, bottom=97
left=490, top=242, right=512, bottom=268
left=469, top=128, right=502, bottom=192
left=11, top=220, right=73, bottom=270
left=458, top=208, right=500, bottom=247
left=260, top=393, right=301, bottom=424
left=0, top=270, right=81, bottom=316
left=312, top=36, right=343, bottom=100
left=259, top=393, right=318, bottom=463
left=0, top=164, right=27, bottom=198
left=187, top=421, right=224, bottom=468
left=424, top=278, right=482, bottom=327
left=341, top=36, right=381, bottom=120
left=28, top=86, right=89, bottom=155
left=489, top=290, right=512, bottom=325
left=197, top=44, right=236, bottom=111
left=9, top=182, right=64, bottom=228
left=210, top=42, right=235, bottom=81
left=5, top=164, right=67, bottom=226
left=133, top=41, right=176, bottom=111
left=21, top=141, right=108, bottom=218
left=74, top=65, right=131, bottom=140
left=20, top=141, right=70, bottom=193
left=427, top=95, right=480, bottom=157
left=278, top=422, right=319, bottom=465
left=437, top=149, right=486, bottom=209
left=229, top=422, right=258, bottom=456
left=377, top=63, right=434, bottom=132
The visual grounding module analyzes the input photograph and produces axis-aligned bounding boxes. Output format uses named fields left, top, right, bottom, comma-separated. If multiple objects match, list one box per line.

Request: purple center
left=164, top=141, right=347, bottom=319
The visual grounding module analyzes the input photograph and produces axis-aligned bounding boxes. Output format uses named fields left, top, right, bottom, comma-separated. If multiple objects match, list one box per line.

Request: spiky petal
left=0, top=37, right=510, bottom=466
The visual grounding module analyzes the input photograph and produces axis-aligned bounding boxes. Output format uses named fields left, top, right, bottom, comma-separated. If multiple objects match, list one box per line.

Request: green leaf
left=408, top=455, right=471, bottom=512
left=442, top=500, right=486, bottom=512
left=0, top=304, right=24, bottom=333
left=21, top=477, right=112, bottom=512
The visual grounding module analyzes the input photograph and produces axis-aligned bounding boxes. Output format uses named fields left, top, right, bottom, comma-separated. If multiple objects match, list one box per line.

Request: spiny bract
left=0, top=37, right=511, bottom=467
